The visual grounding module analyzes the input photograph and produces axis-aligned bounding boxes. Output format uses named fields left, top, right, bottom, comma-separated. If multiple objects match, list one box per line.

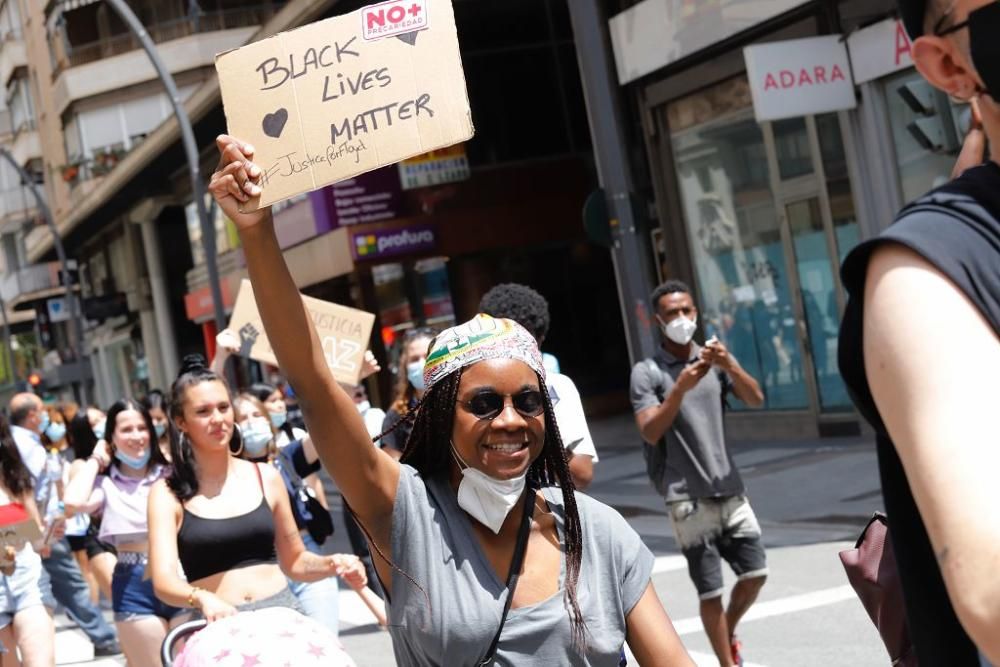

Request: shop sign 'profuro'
left=215, top=0, right=474, bottom=210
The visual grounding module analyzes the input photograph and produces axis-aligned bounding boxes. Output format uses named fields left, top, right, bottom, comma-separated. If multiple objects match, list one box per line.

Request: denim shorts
left=0, top=547, right=47, bottom=628
left=112, top=556, right=183, bottom=623
left=668, top=495, right=768, bottom=599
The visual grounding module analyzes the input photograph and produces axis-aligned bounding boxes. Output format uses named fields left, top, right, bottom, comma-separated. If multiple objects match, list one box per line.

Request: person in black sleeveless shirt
left=147, top=356, right=362, bottom=623
left=839, top=2, right=1000, bottom=664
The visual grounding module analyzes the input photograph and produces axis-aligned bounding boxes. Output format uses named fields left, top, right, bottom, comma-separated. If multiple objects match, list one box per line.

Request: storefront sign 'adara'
left=216, top=0, right=475, bottom=210
left=744, top=35, right=857, bottom=122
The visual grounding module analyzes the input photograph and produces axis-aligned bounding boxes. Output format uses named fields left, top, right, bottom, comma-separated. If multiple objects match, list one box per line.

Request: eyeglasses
left=458, top=390, right=545, bottom=421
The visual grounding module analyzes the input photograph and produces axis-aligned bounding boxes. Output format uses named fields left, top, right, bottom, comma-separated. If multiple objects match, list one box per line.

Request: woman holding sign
left=209, top=136, right=694, bottom=666
left=0, top=416, right=55, bottom=667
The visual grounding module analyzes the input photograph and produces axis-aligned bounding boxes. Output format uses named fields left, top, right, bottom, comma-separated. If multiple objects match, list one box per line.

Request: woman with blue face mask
left=379, top=328, right=436, bottom=460
left=63, top=399, right=177, bottom=666
left=40, top=406, right=69, bottom=459
left=233, top=394, right=368, bottom=637
left=141, top=390, right=171, bottom=464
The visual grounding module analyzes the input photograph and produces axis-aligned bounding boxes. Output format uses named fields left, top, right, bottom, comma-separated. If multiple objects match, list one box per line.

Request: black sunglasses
left=459, top=390, right=545, bottom=421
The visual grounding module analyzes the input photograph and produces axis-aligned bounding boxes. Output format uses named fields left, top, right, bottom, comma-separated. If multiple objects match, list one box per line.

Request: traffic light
left=27, top=372, right=41, bottom=388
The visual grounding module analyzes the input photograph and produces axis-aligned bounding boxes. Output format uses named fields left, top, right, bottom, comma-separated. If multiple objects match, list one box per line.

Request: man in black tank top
left=839, top=2, right=1000, bottom=665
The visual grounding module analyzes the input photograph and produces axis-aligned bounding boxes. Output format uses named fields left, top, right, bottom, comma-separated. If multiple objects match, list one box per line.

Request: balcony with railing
left=49, top=4, right=285, bottom=76
left=0, top=260, right=76, bottom=309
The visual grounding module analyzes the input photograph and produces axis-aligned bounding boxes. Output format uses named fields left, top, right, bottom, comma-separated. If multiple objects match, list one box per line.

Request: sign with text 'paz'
left=215, top=0, right=475, bottom=210
left=228, top=280, right=376, bottom=385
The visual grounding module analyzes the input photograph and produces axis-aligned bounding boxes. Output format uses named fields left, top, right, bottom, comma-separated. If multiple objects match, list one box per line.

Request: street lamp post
left=567, top=0, right=658, bottom=366
left=0, top=149, right=88, bottom=405
left=105, top=0, right=227, bottom=334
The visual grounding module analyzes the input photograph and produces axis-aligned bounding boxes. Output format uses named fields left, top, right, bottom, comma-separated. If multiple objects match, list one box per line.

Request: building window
left=5, top=76, right=34, bottom=134
left=0, top=0, right=22, bottom=40
left=458, top=0, right=591, bottom=166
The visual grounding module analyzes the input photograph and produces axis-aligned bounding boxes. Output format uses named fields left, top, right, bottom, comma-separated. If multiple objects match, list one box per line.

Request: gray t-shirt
left=381, top=465, right=654, bottom=666
left=630, top=346, right=744, bottom=502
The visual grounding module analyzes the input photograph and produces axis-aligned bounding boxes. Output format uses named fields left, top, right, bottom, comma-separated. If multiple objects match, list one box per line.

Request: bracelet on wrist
left=187, top=586, right=202, bottom=609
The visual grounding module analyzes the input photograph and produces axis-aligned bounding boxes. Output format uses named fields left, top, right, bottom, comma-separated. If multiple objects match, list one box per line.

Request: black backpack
left=640, top=359, right=670, bottom=497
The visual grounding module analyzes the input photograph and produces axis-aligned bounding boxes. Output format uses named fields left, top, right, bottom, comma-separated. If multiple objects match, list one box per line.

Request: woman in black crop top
left=147, top=356, right=364, bottom=623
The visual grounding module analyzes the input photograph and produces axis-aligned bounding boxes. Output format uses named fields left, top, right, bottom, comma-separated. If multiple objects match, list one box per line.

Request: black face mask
left=937, top=2, right=1000, bottom=100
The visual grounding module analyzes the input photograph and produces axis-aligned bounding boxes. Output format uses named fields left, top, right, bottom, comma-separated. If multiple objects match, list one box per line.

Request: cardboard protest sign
left=0, top=503, right=41, bottom=549
left=216, top=0, right=475, bottom=209
left=228, top=280, right=375, bottom=385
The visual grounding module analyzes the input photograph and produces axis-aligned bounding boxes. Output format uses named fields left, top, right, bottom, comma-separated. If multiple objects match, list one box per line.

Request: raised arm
left=208, top=136, right=399, bottom=545
left=864, top=244, right=1000, bottom=664
left=63, top=441, right=110, bottom=517
left=62, top=457, right=104, bottom=517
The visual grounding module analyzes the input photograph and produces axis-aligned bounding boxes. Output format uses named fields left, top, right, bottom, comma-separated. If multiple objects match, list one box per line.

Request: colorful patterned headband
left=423, top=314, right=545, bottom=391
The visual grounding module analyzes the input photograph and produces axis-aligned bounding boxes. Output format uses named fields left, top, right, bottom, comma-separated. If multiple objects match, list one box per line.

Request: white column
left=138, top=218, right=179, bottom=383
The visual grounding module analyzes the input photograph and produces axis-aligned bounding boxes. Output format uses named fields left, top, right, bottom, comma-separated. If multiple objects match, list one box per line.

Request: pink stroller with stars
left=161, top=607, right=357, bottom=667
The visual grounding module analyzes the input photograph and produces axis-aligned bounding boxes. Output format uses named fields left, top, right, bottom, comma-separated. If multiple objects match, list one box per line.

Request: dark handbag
left=477, top=486, right=536, bottom=667
left=839, top=513, right=917, bottom=666
left=276, top=448, right=335, bottom=544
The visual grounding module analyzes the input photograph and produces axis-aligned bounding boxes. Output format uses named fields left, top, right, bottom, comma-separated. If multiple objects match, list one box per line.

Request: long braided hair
left=381, top=365, right=588, bottom=649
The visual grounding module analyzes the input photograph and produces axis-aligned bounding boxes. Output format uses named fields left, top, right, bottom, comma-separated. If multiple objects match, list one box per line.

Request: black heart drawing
left=396, top=31, right=419, bottom=46
left=262, top=108, right=289, bottom=139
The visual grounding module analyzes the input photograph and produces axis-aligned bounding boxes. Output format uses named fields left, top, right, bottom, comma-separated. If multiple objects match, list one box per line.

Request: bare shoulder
left=149, top=479, right=181, bottom=518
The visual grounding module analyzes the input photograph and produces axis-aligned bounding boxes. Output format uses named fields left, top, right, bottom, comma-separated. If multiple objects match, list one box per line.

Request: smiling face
left=110, top=408, right=151, bottom=463
left=451, top=359, right=546, bottom=481
left=174, top=380, right=235, bottom=453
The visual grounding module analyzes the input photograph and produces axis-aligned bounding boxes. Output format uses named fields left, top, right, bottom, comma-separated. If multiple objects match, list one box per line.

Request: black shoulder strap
left=646, top=358, right=666, bottom=403
left=477, top=487, right=537, bottom=667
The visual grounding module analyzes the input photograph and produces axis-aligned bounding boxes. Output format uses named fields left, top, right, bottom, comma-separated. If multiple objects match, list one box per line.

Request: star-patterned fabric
left=171, top=608, right=355, bottom=667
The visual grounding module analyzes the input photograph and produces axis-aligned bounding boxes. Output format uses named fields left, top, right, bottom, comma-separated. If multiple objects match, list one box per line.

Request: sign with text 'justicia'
left=228, top=280, right=376, bottom=385
left=743, top=36, right=856, bottom=122
left=215, top=0, right=475, bottom=210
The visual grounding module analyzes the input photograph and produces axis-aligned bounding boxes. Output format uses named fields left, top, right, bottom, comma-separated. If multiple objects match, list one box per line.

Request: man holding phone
left=630, top=280, right=765, bottom=667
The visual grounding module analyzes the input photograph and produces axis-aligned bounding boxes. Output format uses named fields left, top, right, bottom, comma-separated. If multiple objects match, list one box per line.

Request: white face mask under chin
left=451, top=446, right=527, bottom=535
